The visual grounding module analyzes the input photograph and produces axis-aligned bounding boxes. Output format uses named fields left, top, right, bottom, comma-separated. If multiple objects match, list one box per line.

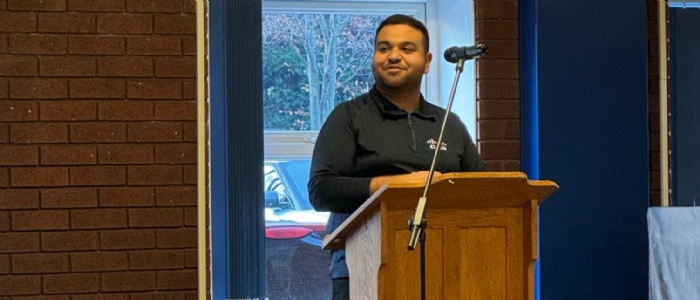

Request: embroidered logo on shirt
left=427, top=139, right=447, bottom=151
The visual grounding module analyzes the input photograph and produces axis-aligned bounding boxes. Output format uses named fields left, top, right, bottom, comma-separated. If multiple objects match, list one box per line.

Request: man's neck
left=377, top=87, right=421, bottom=112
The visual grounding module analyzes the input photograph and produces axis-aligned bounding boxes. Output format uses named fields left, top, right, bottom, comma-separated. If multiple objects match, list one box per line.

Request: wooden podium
left=322, top=172, right=558, bottom=300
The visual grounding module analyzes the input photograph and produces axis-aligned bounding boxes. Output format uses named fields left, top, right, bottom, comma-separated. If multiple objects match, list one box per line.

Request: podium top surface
left=322, top=172, right=558, bottom=249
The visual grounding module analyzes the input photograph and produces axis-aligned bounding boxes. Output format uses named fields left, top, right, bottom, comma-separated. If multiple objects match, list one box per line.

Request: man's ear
left=424, top=52, right=433, bottom=74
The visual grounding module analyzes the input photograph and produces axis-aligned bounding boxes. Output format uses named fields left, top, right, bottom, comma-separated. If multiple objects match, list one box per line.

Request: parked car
left=264, top=160, right=331, bottom=300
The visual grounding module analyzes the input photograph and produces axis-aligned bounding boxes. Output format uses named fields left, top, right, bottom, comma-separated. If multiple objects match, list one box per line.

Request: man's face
left=372, top=24, right=432, bottom=92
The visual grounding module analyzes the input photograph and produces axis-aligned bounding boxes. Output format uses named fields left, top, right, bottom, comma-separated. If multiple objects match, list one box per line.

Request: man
left=308, top=14, right=485, bottom=300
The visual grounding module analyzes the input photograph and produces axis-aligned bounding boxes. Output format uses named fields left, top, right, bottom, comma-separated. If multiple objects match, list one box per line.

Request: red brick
left=43, top=273, right=100, bottom=294
left=183, top=207, right=196, bottom=227
left=154, top=101, right=195, bottom=121
left=0, top=254, right=8, bottom=274
left=40, top=145, right=97, bottom=165
left=9, top=78, right=67, bottom=99
left=479, top=140, right=520, bottom=160
left=11, top=253, right=69, bottom=274
left=504, top=160, right=520, bottom=171
left=97, top=13, right=152, bottom=34
left=70, top=78, right=125, bottom=99
left=155, top=14, right=195, bottom=34
left=9, top=34, right=66, bottom=54
left=478, top=120, right=519, bottom=140
left=71, top=208, right=127, bottom=229
left=8, top=0, right=66, bottom=11
left=10, top=167, right=69, bottom=187
left=0, top=189, right=40, bottom=209
left=475, top=0, right=518, bottom=19
left=68, top=0, right=125, bottom=12
left=41, top=231, right=99, bottom=251
left=40, top=56, right=96, bottom=77
left=98, top=101, right=154, bottom=120
left=99, top=187, right=154, bottom=207
left=476, top=20, right=518, bottom=39
left=70, top=166, right=126, bottom=186
left=128, top=165, right=182, bottom=185
left=97, top=144, right=153, bottom=164
left=72, top=295, right=130, bottom=300
left=476, top=79, right=520, bottom=99
left=183, top=165, right=196, bottom=184
left=41, top=188, right=97, bottom=208
left=184, top=0, right=196, bottom=13
left=0, top=78, right=8, bottom=98
left=127, top=36, right=181, bottom=55
left=38, top=12, right=96, bottom=33
left=70, top=123, right=127, bottom=143
left=182, top=36, right=195, bottom=56
left=478, top=99, right=519, bottom=119
left=0, top=167, right=9, bottom=187
left=0, top=211, right=9, bottom=231
left=0, top=145, right=38, bottom=166
left=129, top=249, right=184, bottom=270
left=477, top=59, right=519, bottom=79
left=102, top=271, right=156, bottom=292
left=97, top=57, right=153, bottom=77
left=154, top=58, right=195, bottom=78
left=70, top=251, right=128, bottom=272
left=182, top=121, right=196, bottom=142
left=11, top=210, right=69, bottom=231
left=0, top=12, right=36, bottom=32
left=132, top=293, right=186, bottom=300
left=0, top=56, right=37, bottom=76
left=184, top=248, right=196, bottom=268
left=0, top=275, right=41, bottom=295
left=154, top=144, right=196, bottom=164
left=129, top=208, right=183, bottom=228
left=127, top=79, right=182, bottom=99
left=39, top=100, right=97, bottom=121
left=67, top=36, right=125, bottom=55
left=0, top=34, right=6, bottom=54
left=155, top=186, right=196, bottom=208
left=100, top=229, right=156, bottom=250
left=127, top=122, right=183, bottom=142
left=0, top=101, right=37, bottom=121
left=11, top=123, right=68, bottom=143
left=0, top=232, right=40, bottom=253
left=182, top=79, right=195, bottom=99
left=13, top=295, right=73, bottom=300
left=156, top=270, right=197, bottom=290
left=156, top=228, right=196, bottom=249
left=126, top=0, right=181, bottom=13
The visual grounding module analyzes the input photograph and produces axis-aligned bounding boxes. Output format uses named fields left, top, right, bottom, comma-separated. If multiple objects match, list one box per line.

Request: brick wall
left=647, top=0, right=661, bottom=206
left=474, top=0, right=522, bottom=171
left=0, top=0, right=198, bottom=299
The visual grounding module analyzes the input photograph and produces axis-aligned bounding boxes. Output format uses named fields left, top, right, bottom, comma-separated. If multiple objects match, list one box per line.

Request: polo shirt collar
left=370, top=86, right=437, bottom=120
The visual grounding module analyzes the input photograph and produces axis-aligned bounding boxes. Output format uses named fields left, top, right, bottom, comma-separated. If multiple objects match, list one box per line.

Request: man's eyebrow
left=375, top=40, right=418, bottom=47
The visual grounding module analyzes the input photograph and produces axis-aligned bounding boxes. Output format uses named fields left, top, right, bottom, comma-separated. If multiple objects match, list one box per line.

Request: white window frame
left=263, top=0, right=476, bottom=161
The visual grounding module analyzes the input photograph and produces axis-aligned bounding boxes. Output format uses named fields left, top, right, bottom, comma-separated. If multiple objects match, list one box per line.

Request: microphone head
left=443, top=44, right=489, bottom=63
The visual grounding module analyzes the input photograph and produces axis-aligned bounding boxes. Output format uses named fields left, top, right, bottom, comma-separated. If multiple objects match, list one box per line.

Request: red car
left=264, top=160, right=331, bottom=300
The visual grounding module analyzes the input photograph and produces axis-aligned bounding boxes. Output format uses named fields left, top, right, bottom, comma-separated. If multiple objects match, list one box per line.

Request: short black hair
left=375, top=14, right=430, bottom=52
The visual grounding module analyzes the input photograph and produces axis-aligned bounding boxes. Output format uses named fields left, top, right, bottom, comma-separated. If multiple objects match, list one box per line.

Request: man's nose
left=388, top=49, right=401, bottom=62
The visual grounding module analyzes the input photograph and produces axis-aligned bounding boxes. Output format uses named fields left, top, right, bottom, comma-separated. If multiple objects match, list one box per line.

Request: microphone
left=443, top=44, right=488, bottom=63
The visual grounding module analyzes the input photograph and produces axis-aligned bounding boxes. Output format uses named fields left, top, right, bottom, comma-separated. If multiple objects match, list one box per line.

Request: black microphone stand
left=407, top=58, right=465, bottom=300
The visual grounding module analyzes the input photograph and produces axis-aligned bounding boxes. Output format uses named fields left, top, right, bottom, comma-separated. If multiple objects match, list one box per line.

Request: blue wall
left=533, top=1, right=649, bottom=298
left=670, top=8, right=700, bottom=206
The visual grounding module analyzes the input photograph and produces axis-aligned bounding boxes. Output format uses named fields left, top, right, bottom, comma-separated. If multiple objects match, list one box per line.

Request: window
left=263, top=0, right=477, bottom=160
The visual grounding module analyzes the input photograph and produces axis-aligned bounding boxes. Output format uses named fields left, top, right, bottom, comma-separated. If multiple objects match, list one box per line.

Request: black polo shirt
left=308, top=85, right=484, bottom=278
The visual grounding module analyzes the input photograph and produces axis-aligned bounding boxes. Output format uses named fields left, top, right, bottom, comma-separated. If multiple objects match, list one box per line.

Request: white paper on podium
left=648, top=207, right=700, bottom=300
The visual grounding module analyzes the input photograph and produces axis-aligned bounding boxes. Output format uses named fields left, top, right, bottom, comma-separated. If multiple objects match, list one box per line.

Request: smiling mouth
left=385, top=66, right=405, bottom=72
